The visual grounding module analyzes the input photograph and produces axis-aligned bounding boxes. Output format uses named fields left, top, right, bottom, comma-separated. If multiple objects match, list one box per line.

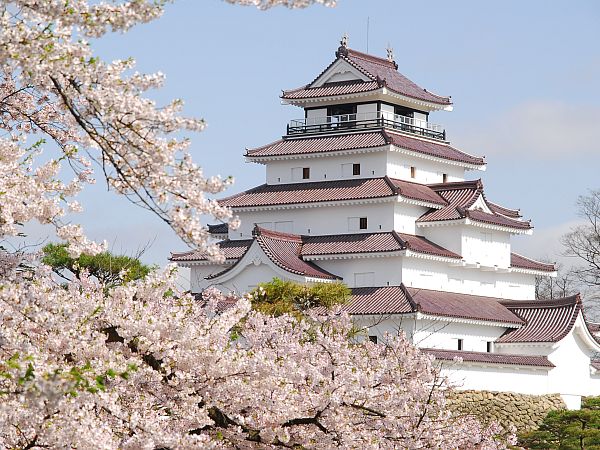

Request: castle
left=171, top=39, right=600, bottom=409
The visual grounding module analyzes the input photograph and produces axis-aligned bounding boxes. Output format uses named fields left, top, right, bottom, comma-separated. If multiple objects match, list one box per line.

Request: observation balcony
left=287, top=111, right=446, bottom=141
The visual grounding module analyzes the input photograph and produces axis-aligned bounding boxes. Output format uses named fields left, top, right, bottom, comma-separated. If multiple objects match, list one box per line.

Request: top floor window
left=410, top=166, right=416, bottom=179
left=302, top=167, right=310, bottom=179
left=353, top=163, right=361, bottom=176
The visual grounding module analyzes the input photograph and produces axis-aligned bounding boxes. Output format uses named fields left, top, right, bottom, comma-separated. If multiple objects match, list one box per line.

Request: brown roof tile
left=386, top=131, right=485, bottom=166
left=497, top=295, right=582, bottom=343
left=510, top=253, right=556, bottom=272
left=218, top=178, right=396, bottom=208
left=217, top=177, right=443, bottom=209
left=282, top=48, right=451, bottom=106
left=406, top=287, right=524, bottom=325
left=253, top=228, right=339, bottom=280
left=345, top=286, right=414, bottom=315
left=246, top=130, right=485, bottom=168
left=300, top=231, right=460, bottom=259
left=390, top=178, right=447, bottom=206
left=417, top=180, right=533, bottom=231
left=208, top=223, right=228, bottom=235
left=423, top=348, right=554, bottom=368
left=246, top=132, right=389, bottom=158
left=342, top=285, right=523, bottom=326
left=488, top=201, right=521, bottom=219
left=170, top=239, right=253, bottom=262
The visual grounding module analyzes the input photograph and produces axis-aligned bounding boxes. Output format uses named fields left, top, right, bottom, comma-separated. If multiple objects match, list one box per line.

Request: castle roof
left=175, top=229, right=461, bottom=266
left=170, top=239, right=253, bottom=262
left=245, top=130, right=485, bottom=167
left=282, top=47, right=451, bottom=106
left=343, top=285, right=524, bottom=326
left=417, top=180, right=532, bottom=232
left=510, top=253, right=556, bottom=273
left=218, top=177, right=447, bottom=210
left=497, top=295, right=582, bottom=343
left=423, top=348, right=554, bottom=368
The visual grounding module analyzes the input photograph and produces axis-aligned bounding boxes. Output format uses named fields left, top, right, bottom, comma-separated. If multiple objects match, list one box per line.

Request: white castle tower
left=171, top=39, right=600, bottom=408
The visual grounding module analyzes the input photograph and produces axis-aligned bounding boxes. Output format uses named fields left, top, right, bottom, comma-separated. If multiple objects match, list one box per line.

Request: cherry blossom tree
left=0, top=1, right=510, bottom=448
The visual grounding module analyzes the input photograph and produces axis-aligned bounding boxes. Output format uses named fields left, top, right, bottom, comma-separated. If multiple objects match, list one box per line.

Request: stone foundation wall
left=446, top=390, right=566, bottom=432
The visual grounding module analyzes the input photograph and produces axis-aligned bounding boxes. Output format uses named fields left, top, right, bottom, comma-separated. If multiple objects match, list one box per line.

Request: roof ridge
left=501, top=294, right=581, bottom=308
left=253, top=225, right=303, bottom=242
left=428, top=179, right=483, bottom=191
left=346, top=48, right=397, bottom=69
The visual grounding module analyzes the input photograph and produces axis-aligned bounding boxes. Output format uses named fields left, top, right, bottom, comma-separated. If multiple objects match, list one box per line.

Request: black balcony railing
left=287, top=112, right=446, bottom=141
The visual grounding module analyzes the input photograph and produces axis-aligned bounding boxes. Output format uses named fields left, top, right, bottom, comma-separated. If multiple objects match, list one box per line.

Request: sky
left=23, top=0, right=600, bottom=276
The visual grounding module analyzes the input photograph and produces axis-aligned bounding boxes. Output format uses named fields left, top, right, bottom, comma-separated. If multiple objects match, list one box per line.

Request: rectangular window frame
left=352, top=163, right=361, bottom=176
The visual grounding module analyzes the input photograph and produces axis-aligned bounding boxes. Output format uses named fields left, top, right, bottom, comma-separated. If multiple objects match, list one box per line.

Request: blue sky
left=36, top=0, right=600, bottom=269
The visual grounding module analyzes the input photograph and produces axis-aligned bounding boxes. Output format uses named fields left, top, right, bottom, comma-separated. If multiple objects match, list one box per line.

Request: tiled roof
left=423, top=348, right=555, bottom=368
left=193, top=293, right=240, bottom=314
left=207, top=227, right=339, bottom=281
left=300, top=231, right=461, bottom=259
left=208, top=223, right=228, bottom=235
left=246, top=132, right=389, bottom=158
left=417, top=180, right=532, bottom=231
left=218, top=177, right=444, bottom=209
left=390, top=178, right=447, bottom=205
left=488, top=201, right=521, bottom=219
left=253, top=227, right=340, bottom=280
left=343, top=285, right=523, bottom=326
left=510, top=253, right=556, bottom=272
left=282, top=48, right=451, bottom=106
left=345, top=286, right=414, bottom=315
left=591, top=360, right=600, bottom=371
left=282, top=80, right=381, bottom=99
left=246, top=130, right=485, bottom=168
left=386, top=132, right=485, bottom=166
left=496, top=295, right=582, bottom=343
left=170, top=239, right=253, bottom=262
left=406, top=287, right=524, bottom=325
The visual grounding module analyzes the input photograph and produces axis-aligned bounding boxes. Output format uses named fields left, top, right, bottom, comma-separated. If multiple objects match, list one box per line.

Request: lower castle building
left=171, top=41, right=600, bottom=409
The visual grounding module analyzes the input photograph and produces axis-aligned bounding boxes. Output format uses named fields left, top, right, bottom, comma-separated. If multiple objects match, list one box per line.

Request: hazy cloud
left=455, top=101, right=600, bottom=159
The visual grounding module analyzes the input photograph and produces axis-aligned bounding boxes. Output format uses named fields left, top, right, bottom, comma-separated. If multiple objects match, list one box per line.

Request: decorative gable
left=310, top=59, right=371, bottom=87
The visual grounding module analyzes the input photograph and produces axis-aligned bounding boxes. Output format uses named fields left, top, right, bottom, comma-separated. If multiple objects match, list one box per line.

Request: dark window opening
left=368, top=335, right=378, bottom=344
left=394, top=105, right=415, bottom=118
left=410, top=166, right=416, bottom=179
left=442, top=173, right=448, bottom=183
left=353, top=163, right=361, bottom=176
left=328, top=104, right=357, bottom=117
left=359, top=217, right=368, bottom=230
left=486, top=341, right=492, bottom=353
left=302, top=167, right=310, bottom=179
left=457, top=339, right=464, bottom=351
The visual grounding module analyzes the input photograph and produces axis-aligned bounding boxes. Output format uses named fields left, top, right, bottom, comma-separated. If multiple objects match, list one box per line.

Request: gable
left=311, top=59, right=371, bottom=88
left=468, top=193, right=493, bottom=214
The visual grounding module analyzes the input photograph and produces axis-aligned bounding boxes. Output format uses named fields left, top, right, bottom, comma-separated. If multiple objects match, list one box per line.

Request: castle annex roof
left=510, top=253, right=556, bottom=273
left=418, top=180, right=532, bottom=232
left=170, top=239, right=253, bottom=262
left=282, top=47, right=451, bottom=107
left=424, top=348, right=554, bottom=368
left=497, top=295, right=582, bottom=343
left=342, top=285, right=524, bottom=326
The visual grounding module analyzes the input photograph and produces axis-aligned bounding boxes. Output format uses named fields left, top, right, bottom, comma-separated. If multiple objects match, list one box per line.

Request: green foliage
left=519, top=397, right=600, bottom=449
left=42, top=243, right=154, bottom=287
left=249, top=278, right=351, bottom=317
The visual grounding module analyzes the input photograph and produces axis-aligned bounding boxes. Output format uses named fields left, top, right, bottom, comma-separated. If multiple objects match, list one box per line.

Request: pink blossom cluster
left=0, top=261, right=510, bottom=448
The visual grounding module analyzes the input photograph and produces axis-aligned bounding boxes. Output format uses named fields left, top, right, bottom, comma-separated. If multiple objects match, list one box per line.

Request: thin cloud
left=455, top=101, right=600, bottom=159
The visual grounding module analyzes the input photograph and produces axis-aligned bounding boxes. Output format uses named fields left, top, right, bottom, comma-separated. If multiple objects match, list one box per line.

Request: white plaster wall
left=356, top=103, right=377, bottom=117
left=401, top=258, right=535, bottom=299
left=209, top=262, right=282, bottom=295
left=232, top=202, right=395, bottom=238
left=394, top=203, right=429, bottom=234
left=412, top=319, right=507, bottom=352
left=190, top=264, right=228, bottom=292
left=547, top=321, right=600, bottom=399
left=306, top=108, right=327, bottom=124
left=265, top=152, right=388, bottom=184
left=439, top=364, right=551, bottom=395
left=462, top=227, right=511, bottom=268
left=420, top=225, right=463, bottom=257
left=386, top=152, right=465, bottom=184
left=315, top=257, right=402, bottom=288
